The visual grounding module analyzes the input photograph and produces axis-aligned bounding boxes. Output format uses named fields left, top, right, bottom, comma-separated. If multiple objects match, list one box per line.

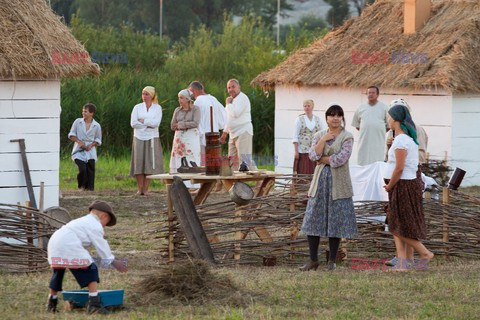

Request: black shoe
left=299, top=260, right=319, bottom=271
left=86, top=295, right=109, bottom=314
left=46, top=297, right=58, bottom=313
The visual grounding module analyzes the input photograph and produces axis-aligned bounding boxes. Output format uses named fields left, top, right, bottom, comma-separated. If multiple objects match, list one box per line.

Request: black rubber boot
left=86, top=295, right=109, bottom=314
left=46, top=297, right=58, bottom=313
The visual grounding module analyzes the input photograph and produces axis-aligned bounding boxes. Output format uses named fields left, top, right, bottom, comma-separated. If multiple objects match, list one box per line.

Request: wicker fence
left=155, top=174, right=480, bottom=266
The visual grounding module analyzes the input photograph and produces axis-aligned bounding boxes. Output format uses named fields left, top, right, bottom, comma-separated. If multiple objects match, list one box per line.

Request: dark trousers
left=75, top=159, right=95, bottom=191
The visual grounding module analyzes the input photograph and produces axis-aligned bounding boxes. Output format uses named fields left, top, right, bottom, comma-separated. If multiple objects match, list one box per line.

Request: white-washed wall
left=451, top=95, right=480, bottom=186
left=0, top=80, right=61, bottom=208
left=274, top=85, right=453, bottom=177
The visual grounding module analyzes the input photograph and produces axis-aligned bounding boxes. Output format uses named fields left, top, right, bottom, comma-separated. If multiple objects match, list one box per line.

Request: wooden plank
left=0, top=99, right=61, bottom=118
left=0, top=133, right=59, bottom=153
left=0, top=118, right=59, bottom=134
left=170, top=176, right=215, bottom=264
left=0, top=152, right=59, bottom=171
left=0, top=171, right=58, bottom=187
left=0, top=80, right=60, bottom=100
left=0, top=185, right=59, bottom=209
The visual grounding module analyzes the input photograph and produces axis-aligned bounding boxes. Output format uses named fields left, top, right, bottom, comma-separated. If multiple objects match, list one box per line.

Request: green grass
left=60, top=154, right=275, bottom=191
left=1, top=259, right=480, bottom=319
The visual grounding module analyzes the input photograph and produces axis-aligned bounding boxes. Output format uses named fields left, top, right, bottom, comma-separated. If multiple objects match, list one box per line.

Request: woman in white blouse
left=130, top=86, right=164, bottom=195
left=293, top=99, right=326, bottom=175
left=384, top=103, right=433, bottom=271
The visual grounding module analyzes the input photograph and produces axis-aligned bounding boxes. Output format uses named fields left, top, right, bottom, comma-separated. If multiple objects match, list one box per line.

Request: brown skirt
left=295, top=153, right=316, bottom=175
left=384, top=178, right=426, bottom=240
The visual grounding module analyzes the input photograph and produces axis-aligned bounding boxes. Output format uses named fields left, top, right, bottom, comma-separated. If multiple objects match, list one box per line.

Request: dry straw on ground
left=135, top=259, right=253, bottom=306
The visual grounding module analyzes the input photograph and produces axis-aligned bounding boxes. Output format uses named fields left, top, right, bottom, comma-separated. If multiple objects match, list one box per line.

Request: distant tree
left=350, top=0, right=376, bottom=16
left=54, top=0, right=293, bottom=42
left=50, top=0, right=76, bottom=24
left=297, top=14, right=328, bottom=31
left=324, top=0, right=350, bottom=28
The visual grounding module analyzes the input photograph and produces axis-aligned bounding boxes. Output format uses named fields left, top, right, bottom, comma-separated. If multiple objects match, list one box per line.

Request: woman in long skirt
left=384, top=103, right=434, bottom=271
left=300, top=104, right=357, bottom=271
left=292, top=99, right=326, bottom=175
left=130, top=86, right=164, bottom=195
left=169, top=89, right=201, bottom=174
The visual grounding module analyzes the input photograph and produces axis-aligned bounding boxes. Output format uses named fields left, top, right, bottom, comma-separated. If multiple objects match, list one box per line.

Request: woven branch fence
left=155, top=174, right=480, bottom=266
left=0, top=204, right=62, bottom=272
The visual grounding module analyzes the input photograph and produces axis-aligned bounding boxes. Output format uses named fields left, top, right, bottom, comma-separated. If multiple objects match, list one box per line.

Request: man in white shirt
left=46, top=201, right=127, bottom=314
left=220, top=79, right=256, bottom=170
left=188, top=81, right=227, bottom=165
left=351, top=86, right=389, bottom=166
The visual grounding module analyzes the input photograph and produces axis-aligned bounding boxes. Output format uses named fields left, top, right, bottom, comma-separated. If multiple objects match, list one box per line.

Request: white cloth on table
left=350, top=161, right=389, bottom=202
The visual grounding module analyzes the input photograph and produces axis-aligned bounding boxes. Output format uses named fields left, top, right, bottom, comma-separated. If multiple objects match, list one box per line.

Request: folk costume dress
left=293, top=114, right=326, bottom=174
left=301, top=129, right=358, bottom=238
left=169, top=105, right=201, bottom=173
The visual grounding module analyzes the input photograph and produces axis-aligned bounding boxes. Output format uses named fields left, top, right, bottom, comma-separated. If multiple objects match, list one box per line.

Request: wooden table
left=148, top=171, right=283, bottom=262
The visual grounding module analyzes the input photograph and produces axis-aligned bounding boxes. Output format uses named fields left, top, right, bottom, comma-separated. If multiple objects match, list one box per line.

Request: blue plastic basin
left=62, top=289, right=124, bottom=307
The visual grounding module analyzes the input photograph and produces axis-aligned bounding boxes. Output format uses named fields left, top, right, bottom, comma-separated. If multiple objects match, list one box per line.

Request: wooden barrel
left=229, top=181, right=254, bottom=205
left=205, top=132, right=221, bottom=176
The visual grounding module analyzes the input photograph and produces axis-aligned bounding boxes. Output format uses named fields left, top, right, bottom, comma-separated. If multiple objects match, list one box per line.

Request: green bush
left=60, top=17, right=326, bottom=157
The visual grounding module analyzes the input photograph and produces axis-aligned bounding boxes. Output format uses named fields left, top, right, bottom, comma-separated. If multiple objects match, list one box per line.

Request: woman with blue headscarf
left=384, top=103, right=433, bottom=271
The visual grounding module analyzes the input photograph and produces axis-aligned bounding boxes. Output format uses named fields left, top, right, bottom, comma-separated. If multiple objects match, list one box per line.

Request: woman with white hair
left=130, top=86, right=164, bottom=195
left=170, top=89, right=201, bottom=174
left=292, top=99, right=326, bottom=175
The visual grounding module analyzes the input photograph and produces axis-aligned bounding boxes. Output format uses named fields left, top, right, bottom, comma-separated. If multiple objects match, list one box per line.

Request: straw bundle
left=136, top=259, right=251, bottom=306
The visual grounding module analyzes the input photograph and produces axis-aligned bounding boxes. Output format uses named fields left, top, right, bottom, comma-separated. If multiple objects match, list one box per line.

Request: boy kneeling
left=46, top=201, right=127, bottom=313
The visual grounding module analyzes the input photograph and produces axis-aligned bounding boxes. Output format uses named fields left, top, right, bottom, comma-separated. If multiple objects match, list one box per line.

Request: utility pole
left=159, top=0, right=163, bottom=38
left=276, top=0, right=280, bottom=46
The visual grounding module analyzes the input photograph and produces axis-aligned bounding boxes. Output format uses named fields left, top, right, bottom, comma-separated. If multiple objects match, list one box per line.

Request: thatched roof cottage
left=0, top=0, right=99, bottom=208
left=252, top=0, right=480, bottom=186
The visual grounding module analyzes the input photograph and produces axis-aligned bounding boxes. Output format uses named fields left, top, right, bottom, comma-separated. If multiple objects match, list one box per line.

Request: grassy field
left=2, top=161, right=479, bottom=319
left=60, top=154, right=276, bottom=191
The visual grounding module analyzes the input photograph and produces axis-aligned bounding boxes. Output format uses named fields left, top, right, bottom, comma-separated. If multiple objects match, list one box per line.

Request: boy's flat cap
left=89, top=200, right=116, bottom=226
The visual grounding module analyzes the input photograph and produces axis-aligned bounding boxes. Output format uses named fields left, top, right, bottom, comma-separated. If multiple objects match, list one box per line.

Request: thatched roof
left=0, top=0, right=100, bottom=79
left=252, top=0, right=480, bottom=94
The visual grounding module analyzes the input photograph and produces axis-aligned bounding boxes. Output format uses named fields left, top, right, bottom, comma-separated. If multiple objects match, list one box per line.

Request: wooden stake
left=442, top=187, right=450, bottom=259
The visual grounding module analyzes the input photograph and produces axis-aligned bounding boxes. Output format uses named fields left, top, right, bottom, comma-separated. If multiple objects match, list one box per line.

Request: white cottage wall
left=0, top=80, right=61, bottom=208
left=451, top=95, right=480, bottom=186
left=274, top=85, right=453, bottom=178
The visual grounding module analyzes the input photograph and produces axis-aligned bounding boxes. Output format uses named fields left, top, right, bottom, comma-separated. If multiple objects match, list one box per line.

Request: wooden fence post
left=442, top=187, right=450, bottom=259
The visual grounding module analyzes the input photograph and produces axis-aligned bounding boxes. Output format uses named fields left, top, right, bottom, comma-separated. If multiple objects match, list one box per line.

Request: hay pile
left=136, top=259, right=252, bottom=306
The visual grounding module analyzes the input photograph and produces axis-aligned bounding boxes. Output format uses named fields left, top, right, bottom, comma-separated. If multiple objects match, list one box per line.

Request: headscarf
left=178, top=89, right=193, bottom=101
left=142, top=86, right=158, bottom=104
left=388, top=104, right=418, bottom=145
